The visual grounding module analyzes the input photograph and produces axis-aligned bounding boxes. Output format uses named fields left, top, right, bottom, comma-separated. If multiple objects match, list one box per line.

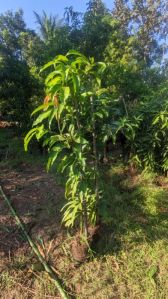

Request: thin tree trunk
left=90, top=96, right=99, bottom=201
left=74, top=97, right=89, bottom=238
left=82, top=196, right=88, bottom=238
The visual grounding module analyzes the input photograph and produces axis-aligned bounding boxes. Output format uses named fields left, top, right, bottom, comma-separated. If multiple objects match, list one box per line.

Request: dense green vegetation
left=1, top=0, right=167, bottom=168
left=0, top=1, right=168, bottom=297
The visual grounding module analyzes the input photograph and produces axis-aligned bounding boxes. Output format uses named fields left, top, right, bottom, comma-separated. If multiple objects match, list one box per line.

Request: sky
left=0, top=0, right=114, bottom=30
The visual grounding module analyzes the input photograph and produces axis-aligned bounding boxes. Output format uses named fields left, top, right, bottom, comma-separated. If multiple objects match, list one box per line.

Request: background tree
left=0, top=10, right=41, bottom=130
left=81, top=0, right=111, bottom=60
left=34, top=11, right=72, bottom=60
left=113, top=0, right=168, bottom=65
left=64, top=6, right=83, bottom=50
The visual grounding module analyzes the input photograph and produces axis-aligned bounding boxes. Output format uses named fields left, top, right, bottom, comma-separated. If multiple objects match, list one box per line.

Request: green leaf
left=63, top=86, right=70, bottom=101
left=24, top=128, right=38, bottom=151
left=31, top=104, right=46, bottom=116
left=67, top=50, right=86, bottom=58
left=48, top=84, right=62, bottom=96
left=57, top=103, right=65, bottom=121
left=74, top=136, right=88, bottom=145
left=55, top=55, right=68, bottom=63
left=46, top=135, right=65, bottom=149
left=48, top=108, right=57, bottom=128
left=97, top=62, right=106, bottom=73
left=96, top=77, right=101, bottom=87
left=33, top=110, right=51, bottom=126
left=95, top=112, right=104, bottom=119
left=45, top=71, right=61, bottom=85
left=47, top=76, right=61, bottom=87
left=40, top=60, right=54, bottom=72
left=72, top=74, right=80, bottom=94
left=71, top=56, right=90, bottom=67
left=31, top=102, right=53, bottom=116
left=47, top=144, right=65, bottom=171
left=36, top=125, right=48, bottom=140
left=57, top=155, right=73, bottom=173
left=81, top=91, right=93, bottom=97
left=69, top=124, right=75, bottom=135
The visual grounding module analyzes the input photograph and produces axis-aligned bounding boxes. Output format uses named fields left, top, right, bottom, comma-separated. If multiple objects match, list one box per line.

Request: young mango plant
left=24, top=50, right=109, bottom=238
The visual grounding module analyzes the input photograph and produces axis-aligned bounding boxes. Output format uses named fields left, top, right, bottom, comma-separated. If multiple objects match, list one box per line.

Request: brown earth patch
left=0, top=163, right=77, bottom=298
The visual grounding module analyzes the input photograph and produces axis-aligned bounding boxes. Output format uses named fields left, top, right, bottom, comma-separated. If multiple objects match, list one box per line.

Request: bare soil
left=0, top=163, right=75, bottom=298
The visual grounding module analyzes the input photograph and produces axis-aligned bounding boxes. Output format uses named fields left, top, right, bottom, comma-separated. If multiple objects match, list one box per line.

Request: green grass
left=68, top=165, right=168, bottom=298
